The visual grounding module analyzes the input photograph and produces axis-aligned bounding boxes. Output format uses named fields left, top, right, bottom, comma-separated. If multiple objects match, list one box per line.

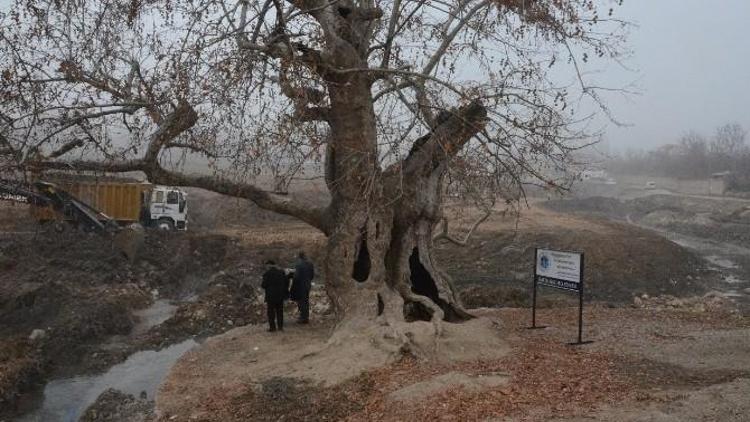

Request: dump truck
left=1, top=179, right=188, bottom=231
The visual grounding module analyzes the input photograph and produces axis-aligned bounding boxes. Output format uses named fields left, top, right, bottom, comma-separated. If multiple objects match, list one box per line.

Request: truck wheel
left=157, top=218, right=174, bottom=231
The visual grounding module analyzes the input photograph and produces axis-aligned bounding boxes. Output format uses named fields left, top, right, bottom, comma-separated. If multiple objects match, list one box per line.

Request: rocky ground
left=79, top=389, right=154, bottom=422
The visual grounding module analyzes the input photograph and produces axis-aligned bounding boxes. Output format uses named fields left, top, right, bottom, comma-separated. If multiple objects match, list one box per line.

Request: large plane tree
left=1, top=0, right=627, bottom=350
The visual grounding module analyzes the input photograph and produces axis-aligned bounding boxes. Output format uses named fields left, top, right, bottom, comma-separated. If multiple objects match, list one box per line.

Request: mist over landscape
left=2, top=1, right=750, bottom=421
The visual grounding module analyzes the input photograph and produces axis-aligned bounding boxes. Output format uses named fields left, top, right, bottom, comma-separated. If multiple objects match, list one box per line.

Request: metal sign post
left=528, top=248, right=547, bottom=330
left=570, top=253, right=592, bottom=346
left=529, top=248, right=592, bottom=346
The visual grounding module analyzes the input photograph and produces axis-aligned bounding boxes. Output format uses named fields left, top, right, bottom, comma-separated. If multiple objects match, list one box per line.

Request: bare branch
left=148, top=167, right=329, bottom=233
left=48, top=139, right=85, bottom=159
left=433, top=209, right=491, bottom=246
left=164, top=142, right=217, bottom=158
left=143, top=101, right=199, bottom=165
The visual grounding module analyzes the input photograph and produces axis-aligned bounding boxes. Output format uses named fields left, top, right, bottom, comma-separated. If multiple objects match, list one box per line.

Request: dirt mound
left=0, top=338, right=43, bottom=412
left=156, top=317, right=510, bottom=420
left=138, top=271, right=265, bottom=348
left=80, top=388, right=154, bottom=422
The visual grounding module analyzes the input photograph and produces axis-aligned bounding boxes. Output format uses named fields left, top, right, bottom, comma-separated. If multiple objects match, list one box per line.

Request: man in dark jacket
left=289, top=251, right=315, bottom=324
left=261, top=260, right=289, bottom=332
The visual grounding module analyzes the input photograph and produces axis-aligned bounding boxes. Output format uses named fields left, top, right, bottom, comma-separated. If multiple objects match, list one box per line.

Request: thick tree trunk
left=320, top=72, right=486, bottom=355
left=322, top=181, right=474, bottom=357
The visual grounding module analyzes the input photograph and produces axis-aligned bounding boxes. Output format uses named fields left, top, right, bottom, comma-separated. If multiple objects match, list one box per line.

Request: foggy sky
left=600, top=0, right=750, bottom=153
left=2, top=0, right=749, bottom=153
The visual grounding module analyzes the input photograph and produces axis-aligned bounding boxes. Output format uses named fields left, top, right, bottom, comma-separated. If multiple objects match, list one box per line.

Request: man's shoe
left=268, top=328, right=277, bottom=332
left=297, top=319, right=309, bottom=324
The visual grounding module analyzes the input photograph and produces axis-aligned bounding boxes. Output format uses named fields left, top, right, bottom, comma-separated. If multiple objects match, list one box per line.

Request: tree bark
left=320, top=70, right=488, bottom=354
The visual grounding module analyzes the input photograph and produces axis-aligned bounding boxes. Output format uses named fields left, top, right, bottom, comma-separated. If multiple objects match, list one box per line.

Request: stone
left=667, top=298, right=684, bottom=307
left=29, top=328, right=46, bottom=342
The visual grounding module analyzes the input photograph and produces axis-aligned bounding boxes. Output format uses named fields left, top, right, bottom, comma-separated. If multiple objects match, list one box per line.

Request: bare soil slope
left=156, top=317, right=511, bottom=421
left=437, top=206, right=713, bottom=307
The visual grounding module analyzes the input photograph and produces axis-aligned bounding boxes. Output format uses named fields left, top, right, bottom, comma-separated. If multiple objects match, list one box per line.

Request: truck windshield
left=167, top=191, right=179, bottom=204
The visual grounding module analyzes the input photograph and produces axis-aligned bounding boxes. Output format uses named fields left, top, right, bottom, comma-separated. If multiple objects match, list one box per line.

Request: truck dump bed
left=32, top=181, right=151, bottom=223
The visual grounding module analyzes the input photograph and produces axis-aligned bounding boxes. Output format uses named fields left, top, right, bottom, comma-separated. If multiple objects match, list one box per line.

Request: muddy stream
left=16, top=300, right=197, bottom=422
left=626, top=215, right=750, bottom=312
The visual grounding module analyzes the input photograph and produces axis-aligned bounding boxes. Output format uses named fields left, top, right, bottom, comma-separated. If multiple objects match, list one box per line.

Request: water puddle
left=132, top=299, right=178, bottom=336
left=706, top=255, right=739, bottom=269
left=18, top=339, right=197, bottom=422
left=723, top=275, right=747, bottom=285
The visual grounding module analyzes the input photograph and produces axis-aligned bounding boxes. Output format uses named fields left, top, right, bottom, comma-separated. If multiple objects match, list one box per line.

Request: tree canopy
left=1, top=0, right=628, bottom=229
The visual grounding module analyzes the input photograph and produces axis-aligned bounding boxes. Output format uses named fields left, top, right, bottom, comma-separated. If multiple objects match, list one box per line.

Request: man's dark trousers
left=267, top=301, right=284, bottom=331
left=297, top=296, right=309, bottom=323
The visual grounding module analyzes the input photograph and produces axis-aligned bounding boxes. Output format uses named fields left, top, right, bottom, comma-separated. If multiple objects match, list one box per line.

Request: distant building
left=709, top=171, right=730, bottom=195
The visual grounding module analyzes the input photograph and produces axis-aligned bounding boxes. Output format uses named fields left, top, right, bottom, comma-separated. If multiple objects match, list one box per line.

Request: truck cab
left=147, top=186, right=188, bottom=230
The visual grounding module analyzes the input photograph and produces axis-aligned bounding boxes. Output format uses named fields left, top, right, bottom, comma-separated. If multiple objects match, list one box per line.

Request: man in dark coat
left=261, top=260, right=289, bottom=332
left=289, top=251, right=315, bottom=324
